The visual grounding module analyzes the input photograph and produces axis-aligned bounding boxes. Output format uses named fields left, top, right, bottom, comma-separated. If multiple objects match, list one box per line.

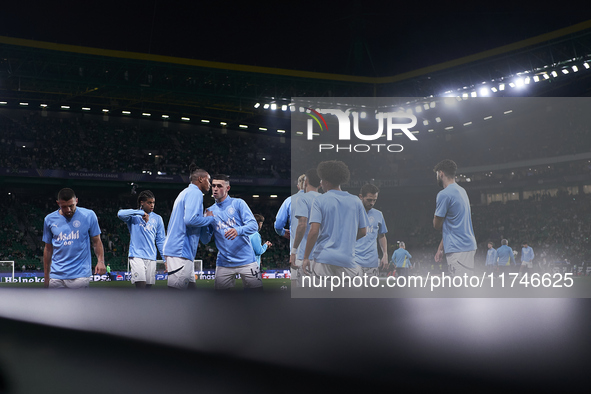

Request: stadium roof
left=2, top=18, right=591, bottom=132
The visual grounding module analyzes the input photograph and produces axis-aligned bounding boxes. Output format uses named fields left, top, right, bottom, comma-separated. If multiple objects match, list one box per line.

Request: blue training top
left=43, top=207, right=101, bottom=279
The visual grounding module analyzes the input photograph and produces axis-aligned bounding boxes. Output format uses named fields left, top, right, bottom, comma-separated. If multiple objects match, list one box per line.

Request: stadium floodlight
left=543, top=73, right=550, bottom=80
left=259, top=127, right=267, bottom=131
left=435, top=117, right=442, bottom=123
left=484, top=116, right=492, bottom=120
left=572, top=65, right=578, bottom=72
left=19, top=102, right=28, bottom=106
left=415, top=106, right=422, bottom=113
left=509, top=82, right=516, bottom=88
left=270, top=104, right=277, bottom=110
left=277, top=129, right=286, bottom=133
left=423, top=120, right=429, bottom=126
left=290, top=106, right=296, bottom=112
left=428, top=129, right=434, bottom=133
left=533, top=75, right=540, bottom=82
left=102, top=109, right=109, bottom=113
left=281, top=105, right=287, bottom=111
left=423, top=103, right=429, bottom=110
left=262, top=158, right=266, bottom=161
left=584, top=62, right=590, bottom=69
left=551, top=71, right=558, bottom=77
left=514, top=78, right=524, bottom=87
left=61, top=105, right=71, bottom=109
left=430, top=101, right=436, bottom=108
left=263, top=104, right=270, bottom=109
left=181, top=117, right=190, bottom=121
left=252, top=195, right=260, bottom=198
left=463, top=122, right=472, bottom=126
left=296, top=131, right=303, bottom=135
left=561, top=69, right=569, bottom=74
left=82, top=107, right=90, bottom=111
left=270, top=195, right=278, bottom=198
left=360, top=111, right=367, bottom=118
left=491, top=86, right=498, bottom=92
left=0, top=101, right=6, bottom=105
left=220, top=122, right=227, bottom=126
left=479, top=87, right=490, bottom=96
left=40, top=104, right=48, bottom=108
left=142, top=113, right=151, bottom=117
left=524, top=76, right=530, bottom=84
left=239, top=125, right=248, bottom=129
left=162, top=115, right=169, bottom=119
left=299, top=107, right=305, bottom=112
left=254, top=103, right=261, bottom=108
left=504, top=110, right=513, bottom=115
left=445, top=126, right=453, bottom=130
left=470, top=92, right=477, bottom=97
left=462, top=92, right=468, bottom=98
left=201, top=119, right=210, bottom=123
left=122, top=111, right=131, bottom=115
left=499, top=83, right=505, bottom=91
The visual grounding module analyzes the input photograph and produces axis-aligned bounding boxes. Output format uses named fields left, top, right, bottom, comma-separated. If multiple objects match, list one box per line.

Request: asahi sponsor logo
left=56, top=230, right=79, bottom=244
left=216, top=217, right=237, bottom=232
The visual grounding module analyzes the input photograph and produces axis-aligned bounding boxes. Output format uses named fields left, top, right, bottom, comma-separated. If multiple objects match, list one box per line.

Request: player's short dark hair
left=212, top=174, right=230, bottom=184
left=433, top=159, right=457, bottom=178
left=360, top=183, right=379, bottom=197
left=189, top=163, right=208, bottom=182
left=501, top=239, right=508, bottom=245
left=522, top=241, right=528, bottom=246
left=488, top=241, right=494, bottom=246
left=57, top=188, right=76, bottom=201
left=137, top=190, right=155, bottom=208
left=317, top=160, right=350, bottom=186
left=254, top=214, right=265, bottom=224
left=305, top=168, right=321, bottom=188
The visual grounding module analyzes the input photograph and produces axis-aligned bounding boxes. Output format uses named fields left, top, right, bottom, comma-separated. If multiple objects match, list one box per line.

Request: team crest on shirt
left=369, top=216, right=376, bottom=225
left=227, top=206, right=236, bottom=215
left=73, top=220, right=81, bottom=228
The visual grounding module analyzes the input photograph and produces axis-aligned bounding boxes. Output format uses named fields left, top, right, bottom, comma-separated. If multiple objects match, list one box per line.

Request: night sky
left=2, top=1, right=590, bottom=76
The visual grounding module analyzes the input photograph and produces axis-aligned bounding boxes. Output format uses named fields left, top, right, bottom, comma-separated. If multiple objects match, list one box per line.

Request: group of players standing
left=43, top=165, right=268, bottom=289
left=43, top=158, right=483, bottom=289
left=277, top=158, right=478, bottom=286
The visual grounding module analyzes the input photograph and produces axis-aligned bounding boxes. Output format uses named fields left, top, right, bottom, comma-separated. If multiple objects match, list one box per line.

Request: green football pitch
left=0, top=278, right=292, bottom=290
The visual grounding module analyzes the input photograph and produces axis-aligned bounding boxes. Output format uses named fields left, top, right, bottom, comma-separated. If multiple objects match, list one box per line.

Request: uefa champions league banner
left=1, top=168, right=291, bottom=186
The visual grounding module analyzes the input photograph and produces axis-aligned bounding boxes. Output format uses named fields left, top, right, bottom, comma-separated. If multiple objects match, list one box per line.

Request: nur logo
left=303, top=107, right=418, bottom=153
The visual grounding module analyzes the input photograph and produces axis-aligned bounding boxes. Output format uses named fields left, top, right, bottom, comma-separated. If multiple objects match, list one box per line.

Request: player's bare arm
left=435, top=239, right=444, bottom=262
left=290, top=217, right=307, bottom=267
left=302, top=223, right=320, bottom=274
left=378, top=234, right=389, bottom=269
left=43, top=243, right=53, bottom=288
left=91, top=235, right=106, bottom=275
left=356, top=226, right=367, bottom=240
left=433, top=215, right=444, bottom=231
